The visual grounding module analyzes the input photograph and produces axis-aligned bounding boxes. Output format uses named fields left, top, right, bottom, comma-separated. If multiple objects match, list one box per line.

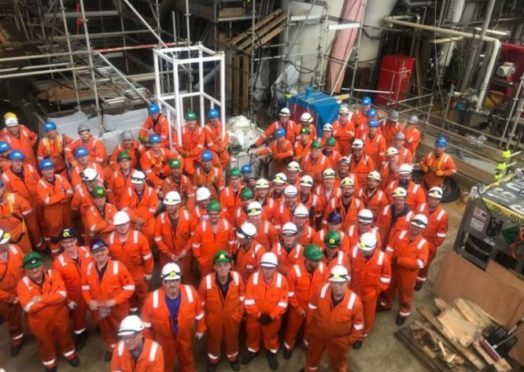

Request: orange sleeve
left=193, top=286, right=206, bottom=333
left=379, top=254, right=392, bottom=292
left=37, top=182, right=64, bottom=206
left=115, top=263, right=135, bottom=305
left=255, top=123, right=275, bottom=146
left=244, top=275, right=261, bottom=317
left=348, top=295, right=364, bottom=344
left=141, top=294, right=154, bottom=338
left=41, top=270, right=68, bottom=306
left=140, top=235, right=154, bottom=275
left=154, top=217, right=171, bottom=258
left=286, top=269, right=300, bottom=310
left=151, top=342, right=165, bottom=372
left=269, top=276, right=288, bottom=320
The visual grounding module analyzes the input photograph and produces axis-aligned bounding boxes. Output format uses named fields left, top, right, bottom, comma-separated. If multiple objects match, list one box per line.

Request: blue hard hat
left=148, top=103, right=160, bottom=115
left=368, top=119, right=380, bottom=128
left=39, top=158, right=55, bottom=170
left=90, top=238, right=107, bottom=252
left=44, top=120, right=57, bottom=132
left=241, top=164, right=252, bottom=174
left=8, top=150, right=24, bottom=161
left=149, top=134, right=161, bottom=144
left=327, top=211, right=343, bottom=225
left=367, top=108, right=377, bottom=118
left=74, top=146, right=89, bottom=158
left=275, top=128, right=286, bottom=138
left=201, top=150, right=213, bottom=162
left=0, top=141, right=10, bottom=153
left=435, top=136, right=448, bottom=148
left=208, top=108, right=220, bottom=119
left=362, top=96, right=372, bottom=106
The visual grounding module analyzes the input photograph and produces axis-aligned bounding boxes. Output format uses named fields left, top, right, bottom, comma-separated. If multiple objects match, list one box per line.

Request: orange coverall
left=349, top=246, right=391, bottom=338
left=244, top=270, right=289, bottom=354
left=346, top=225, right=382, bottom=252
left=382, top=121, right=404, bottom=147
left=420, top=152, right=457, bottom=189
left=349, top=154, right=376, bottom=189
left=192, top=219, right=235, bottom=275
left=322, top=249, right=351, bottom=272
left=385, top=181, right=427, bottom=211
left=379, top=161, right=398, bottom=190
left=362, top=132, right=387, bottom=166
left=404, top=125, right=421, bottom=155
left=120, top=184, right=159, bottom=241
left=0, top=244, right=24, bottom=347
left=300, top=153, right=332, bottom=184
left=65, top=136, right=107, bottom=166
left=198, top=271, right=245, bottom=364
left=17, top=270, right=77, bottom=369
left=84, top=203, right=117, bottom=239
left=233, top=240, right=265, bottom=282
left=37, top=134, right=73, bottom=174
left=356, top=187, right=388, bottom=221
left=314, top=185, right=342, bottom=216
left=0, top=192, right=33, bottom=253
left=219, top=186, right=242, bottom=223
left=323, top=197, right=364, bottom=230
left=305, top=284, right=364, bottom=372
left=318, top=229, right=350, bottom=254
left=81, top=259, right=135, bottom=350
left=109, top=142, right=144, bottom=170
left=255, top=120, right=299, bottom=146
left=258, top=138, right=294, bottom=174
left=252, top=219, right=279, bottom=248
left=175, top=127, right=205, bottom=176
left=0, top=125, right=37, bottom=167
left=297, top=225, right=322, bottom=247
left=140, top=148, right=179, bottom=187
left=161, top=174, right=195, bottom=209
left=376, top=206, right=414, bottom=244
left=271, top=243, right=304, bottom=276
left=52, top=247, right=92, bottom=335
left=140, top=114, right=172, bottom=147
left=193, top=166, right=225, bottom=199
left=70, top=161, right=105, bottom=187
left=141, top=286, right=206, bottom=372
left=111, top=337, right=164, bottom=372
left=382, top=231, right=429, bottom=317
left=205, top=121, right=230, bottom=167
left=332, top=119, right=355, bottom=156
left=106, top=168, right=134, bottom=209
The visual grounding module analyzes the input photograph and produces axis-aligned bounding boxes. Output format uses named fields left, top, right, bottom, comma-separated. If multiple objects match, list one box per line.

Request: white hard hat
left=359, top=232, right=377, bottom=251
left=255, top=178, right=270, bottom=189
left=428, top=186, right=443, bottom=199
left=300, top=112, right=313, bottom=123
left=329, top=265, right=350, bottom=283
left=161, top=262, right=181, bottom=281
left=293, top=204, right=309, bottom=217
left=322, top=168, right=336, bottom=179
left=357, top=209, right=374, bottom=224
left=196, top=187, right=211, bottom=201
left=386, top=147, right=399, bottom=157
left=131, top=170, right=146, bottom=184
left=273, top=173, right=287, bottom=185
left=408, top=115, right=419, bottom=124
left=323, top=123, right=333, bottom=131
left=279, top=107, right=291, bottom=116
left=340, top=177, right=355, bottom=187
left=118, top=315, right=144, bottom=336
left=352, top=139, right=364, bottom=149
left=411, top=214, right=428, bottom=228
left=339, top=156, right=350, bottom=165
left=4, top=113, right=19, bottom=127
left=398, top=164, right=413, bottom=175
left=260, top=252, right=278, bottom=268
left=287, top=161, right=301, bottom=172
left=367, top=170, right=381, bottom=182
left=0, top=229, right=10, bottom=244
left=339, top=105, right=350, bottom=114
left=237, top=222, right=257, bottom=238
left=247, top=201, right=263, bottom=216
left=299, top=175, right=314, bottom=187
left=395, top=132, right=406, bottom=140
left=113, top=211, right=131, bottom=225
left=284, top=185, right=298, bottom=197
left=281, top=222, right=298, bottom=235
left=82, top=168, right=99, bottom=182
left=392, top=187, right=407, bottom=198
left=164, top=191, right=181, bottom=206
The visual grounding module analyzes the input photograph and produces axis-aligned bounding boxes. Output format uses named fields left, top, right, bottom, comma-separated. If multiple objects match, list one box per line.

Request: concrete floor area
left=0, top=200, right=465, bottom=372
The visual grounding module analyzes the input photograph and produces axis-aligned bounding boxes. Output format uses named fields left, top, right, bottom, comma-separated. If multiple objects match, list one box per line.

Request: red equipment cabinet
left=375, top=55, right=415, bottom=106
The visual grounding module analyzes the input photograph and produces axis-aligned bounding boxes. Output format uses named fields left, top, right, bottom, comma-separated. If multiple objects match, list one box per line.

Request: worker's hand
left=144, top=274, right=152, bottom=281
left=68, top=301, right=78, bottom=310
left=178, top=250, right=187, bottom=259
left=31, top=296, right=42, bottom=304
left=88, top=300, right=99, bottom=311
left=297, top=308, right=306, bottom=317
left=105, top=299, right=116, bottom=308
left=195, top=332, right=204, bottom=340
left=435, top=170, right=444, bottom=177
left=258, top=313, right=272, bottom=325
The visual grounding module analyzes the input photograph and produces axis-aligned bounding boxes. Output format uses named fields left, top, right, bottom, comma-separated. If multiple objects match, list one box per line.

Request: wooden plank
left=242, top=55, right=249, bottom=112
left=395, top=327, right=443, bottom=372
left=245, top=25, right=286, bottom=54
left=418, top=305, right=486, bottom=370
left=237, top=13, right=287, bottom=51
left=437, top=307, right=479, bottom=347
left=228, top=9, right=282, bottom=46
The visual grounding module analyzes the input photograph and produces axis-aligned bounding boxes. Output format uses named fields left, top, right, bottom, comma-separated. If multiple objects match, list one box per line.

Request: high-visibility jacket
left=84, top=203, right=117, bottom=238
left=71, top=183, right=97, bottom=214
left=397, top=146, right=413, bottom=165
left=332, top=119, right=355, bottom=155
left=255, top=119, right=299, bottom=146
left=356, top=187, right=388, bottom=221
left=298, top=192, right=322, bottom=223
left=271, top=242, right=304, bottom=276
left=0, top=193, right=33, bottom=252
left=37, top=134, right=73, bottom=173
left=219, top=186, right=243, bottom=223
left=287, top=262, right=328, bottom=313
left=111, top=338, right=164, bottom=372
left=233, top=240, right=265, bottom=282
left=36, top=175, right=73, bottom=243
left=297, top=225, right=322, bottom=247
left=376, top=205, right=414, bottom=244
left=161, top=175, right=195, bottom=210
left=385, top=180, right=426, bottom=211
left=205, top=122, right=230, bottom=166
left=244, top=270, right=288, bottom=320
left=141, top=286, right=206, bottom=372
left=323, top=148, right=341, bottom=167
left=349, top=154, right=376, bottom=188
left=271, top=203, right=297, bottom=230
left=300, top=153, right=332, bottom=184
left=192, top=218, right=235, bottom=275
left=382, top=121, right=404, bottom=147
left=404, top=125, right=420, bottom=156
left=314, top=184, right=342, bottom=215
left=293, top=140, right=311, bottom=162
left=109, top=141, right=145, bottom=170
left=0, top=125, right=37, bottom=167
left=120, top=185, right=159, bottom=239
left=267, top=188, right=284, bottom=206
left=0, top=244, right=24, bottom=345
left=257, top=139, right=294, bottom=173
left=254, top=196, right=277, bottom=221
left=318, top=228, right=350, bottom=254
left=379, top=161, right=398, bottom=190
left=420, top=151, right=457, bottom=189
left=65, top=136, right=107, bottom=166
left=154, top=209, right=194, bottom=268
left=139, top=114, right=172, bottom=146
left=175, top=126, right=205, bottom=158
left=347, top=225, right=382, bottom=252
left=231, top=207, right=250, bottom=229
left=106, top=168, right=135, bottom=209
left=322, top=249, right=351, bottom=272
left=108, top=230, right=153, bottom=282
left=362, top=131, right=387, bottom=166
left=251, top=219, right=278, bottom=248
left=323, top=196, right=364, bottom=229
left=70, top=161, right=105, bottom=187
left=140, top=148, right=179, bottom=187
left=1, top=165, right=39, bottom=203
left=193, top=166, right=225, bottom=199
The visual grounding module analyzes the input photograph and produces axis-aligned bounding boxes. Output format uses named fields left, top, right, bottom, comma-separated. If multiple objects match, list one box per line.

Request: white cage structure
left=153, top=42, right=226, bottom=145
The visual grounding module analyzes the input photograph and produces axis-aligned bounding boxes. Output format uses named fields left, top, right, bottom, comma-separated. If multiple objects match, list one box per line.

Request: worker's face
left=279, top=115, right=289, bottom=124
left=202, top=160, right=212, bottom=171
left=261, top=266, right=276, bottom=281
left=210, top=118, right=219, bottom=126
left=93, top=247, right=109, bottom=265
left=361, top=247, right=375, bottom=258
left=26, top=265, right=44, bottom=283
left=287, top=171, right=298, bottom=181
left=285, top=195, right=297, bottom=209
left=122, top=333, right=143, bottom=352
left=78, top=155, right=89, bottom=167
left=300, top=134, right=310, bottom=144
left=47, top=129, right=57, bottom=139
left=300, top=185, right=312, bottom=195
left=238, top=236, right=251, bottom=247
left=305, top=259, right=319, bottom=272
left=434, top=146, right=446, bottom=156
left=428, top=196, right=440, bottom=209
left=338, top=162, right=349, bottom=174
left=394, top=138, right=405, bottom=148
left=229, top=177, right=240, bottom=189
left=311, top=148, right=320, bottom=158
left=123, top=139, right=133, bottom=149
left=388, top=155, right=399, bottom=165
left=246, top=177, right=257, bottom=189
left=353, top=148, right=363, bottom=157
left=214, top=262, right=231, bottom=277
left=8, top=125, right=19, bottom=136
left=163, top=279, right=180, bottom=297
left=398, top=174, right=411, bottom=188
left=326, top=246, right=338, bottom=257
left=293, top=215, right=308, bottom=228
left=358, top=221, right=372, bottom=233
left=116, top=222, right=131, bottom=235
left=172, top=167, right=182, bottom=177
left=323, top=178, right=335, bottom=189
left=198, top=198, right=210, bottom=209
left=256, top=188, right=268, bottom=199
left=367, top=179, right=379, bottom=190
left=323, top=130, right=333, bottom=138
left=410, top=224, right=424, bottom=236
left=331, top=281, right=347, bottom=297
left=247, top=214, right=261, bottom=225
left=61, top=238, right=78, bottom=256
left=94, top=196, right=106, bottom=209
left=325, top=145, right=334, bottom=155
left=274, top=184, right=285, bottom=193
left=208, top=211, right=220, bottom=224
left=42, top=168, right=55, bottom=181
left=186, top=120, right=196, bottom=131
left=152, top=143, right=160, bottom=151
left=151, top=113, right=160, bottom=120
left=328, top=222, right=341, bottom=232
left=340, top=113, right=350, bottom=123
left=394, top=197, right=406, bottom=210
left=119, top=158, right=131, bottom=171
left=11, top=159, right=23, bottom=172
left=369, top=126, right=377, bottom=135
left=165, top=204, right=179, bottom=214
left=133, top=182, right=145, bottom=193
left=342, top=185, right=354, bottom=198
left=281, top=234, right=296, bottom=249
left=79, top=130, right=90, bottom=141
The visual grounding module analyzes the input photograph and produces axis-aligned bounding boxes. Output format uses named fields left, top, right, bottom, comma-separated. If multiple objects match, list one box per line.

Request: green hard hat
left=207, top=199, right=221, bottom=212
left=229, top=167, right=242, bottom=178
left=185, top=111, right=197, bottom=121
left=91, top=185, right=107, bottom=198
left=169, top=158, right=181, bottom=169
left=214, top=250, right=232, bottom=264
left=304, top=244, right=323, bottom=261
left=311, top=140, right=322, bottom=149
left=326, top=137, right=337, bottom=147
left=23, top=252, right=44, bottom=269
left=300, top=127, right=311, bottom=135
left=117, top=151, right=131, bottom=161
left=240, top=187, right=254, bottom=201
left=325, top=230, right=341, bottom=248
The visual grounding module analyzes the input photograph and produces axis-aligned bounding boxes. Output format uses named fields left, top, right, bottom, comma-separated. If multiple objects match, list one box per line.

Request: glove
left=258, top=313, right=272, bottom=325
left=144, top=274, right=152, bottom=281
left=68, top=301, right=78, bottom=310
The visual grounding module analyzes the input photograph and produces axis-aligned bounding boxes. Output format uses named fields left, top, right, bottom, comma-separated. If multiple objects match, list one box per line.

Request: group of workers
left=0, top=96, right=456, bottom=372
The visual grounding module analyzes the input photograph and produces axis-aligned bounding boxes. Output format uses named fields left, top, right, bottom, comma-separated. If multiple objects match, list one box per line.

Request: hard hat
left=394, top=132, right=406, bottom=140
left=325, top=230, right=341, bottom=248
left=91, top=185, right=106, bottom=198
left=237, top=222, right=257, bottom=239
left=149, top=134, right=161, bottom=144
left=44, top=120, right=57, bottom=132
left=0, top=229, right=10, bottom=244
left=392, top=187, right=407, bottom=198
left=185, top=111, right=197, bottom=121
left=340, top=177, right=355, bottom=187
left=74, top=147, right=89, bottom=158
left=304, top=244, right=323, bottom=261
left=368, top=120, right=380, bottom=128
left=8, top=150, right=24, bottom=161
left=255, top=178, right=269, bottom=189
left=208, top=108, right=220, bottom=119
left=281, top=222, right=298, bottom=235
left=293, top=204, right=309, bottom=217
left=273, top=173, right=287, bottom=185
left=352, top=139, right=364, bottom=149
left=275, top=128, right=286, bottom=138
left=161, top=262, right=181, bottom=281
left=164, top=191, right=182, bottom=206
left=131, top=170, right=146, bottom=184
left=39, top=158, right=55, bottom=170
left=362, top=96, right=372, bottom=106
left=323, top=123, right=333, bottom=132
left=284, top=185, right=298, bottom=197
left=4, top=112, right=19, bottom=127
left=300, top=127, right=311, bottom=135
left=279, top=107, right=291, bottom=116
left=214, top=250, right=232, bottom=264
left=77, top=123, right=90, bottom=133
left=247, top=201, right=263, bottom=216
left=90, top=238, right=108, bottom=252
left=299, top=175, right=314, bottom=187
left=0, top=141, right=10, bottom=153
left=169, top=158, right=181, bottom=169
left=329, top=265, right=350, bottom=282
left=113, top=211, right=131, bottom=225
left=300, top=112, right=313, bottom=123
left=367, top=170, right=381, bottom=182
left=311, top=140, right=321, bottom=149
left=23, top=252, right=44, bottom=269
left=196, top=187, right=211, bottom=201
left=339, top=105, right=350, bottom=114
left=287, top=161, right=300, bottom=172
left=385, top=147, right=399, bottom=157
left=240, top=187, right=254, bottom=201
left=367, top=108, right=377, bottom=118
left=117, top=151, right=131, bottom=162
left=357, top=209, right=374, bottom=224
left=118, top=315, right=144, bottom=336
left=229, top=167, right=242, bottom=178
left=407, top=115, right=419, bottom=124
left=148, top=103, right=160, bottom=115
left=201, top=150, right=213, bottom=162
left=323, top=168, right=336, bottom=179
left=260, top=252, right=278, bottom=268
left=207, top=199, right=221, bottom=213
left=241, top=164, right=252, bottom=174
left=338, top=156, right=350, bottom=165
left=411, top=214, right=428, bottom=229
left=435, top=136, right=448, bottom=148
left=359, top=232, right=377, bottom=251
left=327, top=211, right=342, bottom=225
left=398, top=164, right=413, bottom=175
left=428, top=186, right=443, bottom=199
left=326, top=137, right=337, bottom=147
left=82, top=168, right=99, bottom=182
left=59, top=228, right=77, bottom=241
left=121, top=130, right=134, bottom=141
left=388, top=110, right=400, bottom=121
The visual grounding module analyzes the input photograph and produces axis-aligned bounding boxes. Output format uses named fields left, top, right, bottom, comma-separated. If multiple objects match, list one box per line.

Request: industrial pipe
left=399, top=0, right=434, bottom=8
left=383, top=15, right=501, bottom=111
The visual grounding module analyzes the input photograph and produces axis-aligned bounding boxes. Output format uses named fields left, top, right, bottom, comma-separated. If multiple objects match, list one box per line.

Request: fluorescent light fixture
left=290, top=14, right=323, bottom=22
left=328, top=22, right=360, bottom=31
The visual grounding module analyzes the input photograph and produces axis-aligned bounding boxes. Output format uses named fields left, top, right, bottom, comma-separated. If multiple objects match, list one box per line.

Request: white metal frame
left=153, top=42, right=226, bottom=146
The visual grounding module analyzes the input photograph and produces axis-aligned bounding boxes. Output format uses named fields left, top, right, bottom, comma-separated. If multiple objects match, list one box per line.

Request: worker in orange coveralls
left=193, top=150, right=225, bottom=199
left=392, top=132, right=413, bottom=164
left=106, top=151, right=136, bottom=209
left=219, top=167, right=243, bottom=222
left=199, top=250, right=245, bottom=371
left=192, top=199, right=235, bottom=276
left=231, top=187, right=256, bottom=229
left=109, top=130, right=144, bottom=170
left=37, top=120, right=73, bottom=176
left=65, top=123, right=107, bottom=167
left=385, top=163, right=426, bottom=211
left=304, top=265, right=364, bottom=372
left=233, top=222, right=264, bottom=282
left=283, top=244, right=328, bottom=359
left=380, top=214, right=429, bottom=325
left=318, top=211, right=351, bottom=254
left=256, top=128, right=294, bottom=174
left=332, top=105, right=355, bottom=156
left=300, top=140, right=331, bottom=184
left=349, top=139, right=376, bottom=188
left=321, top=231, right=351, bottom=271
left=141, top=262, right=206, bottom=372
left=108, top=211, right=153, bottom=312
left=268, top=173, right=287, bottom=205
left=112, top=315, right=165, bottom=372
left=363, top=119, right=387, bottom=166
left=174, top=111, right=205, bottom=176
left=273, top=185, right=300, bottom=231
left=205, top=108, right=230, bottom=168
left=0, top=141, right=11, bottom=171
left=403, top=115, right=421, bottom=156
left=293, top=127, right=313, bottom=162
left=415, top=186, right=448, bottom=290
left=314, top=168, right=341, bottom=218
left=253, top=107, right=298, bottom=147
left=376, top=187, right=415, bottom=244
left=357, top=170, right=388, bottom=220
left=82, top=239, right=135, bottom=361
left=319, top=123, right=340, bottom=152
left=322, top=137, right=341, bottom=166
left=241, top=252, right=288, bottom=370
left=17, top=252, right=80, bottom=370
left=139, top=103, right=172, bottom=146
left=69, top=146, right=105, bottom=187
left=355, top=108, right=377, bottom=140
left=71, top=168, right=103, bottom=237
left=286, top=161, right=301, bottom=189
left=36, top=159, right=73, bottom=255
left=349, top=232, right=391, bottom=349
left=380, top=147, right=401, bottom=189
left=246, top=201, right=279, bottom=248
left=420, top=136, right=457, bottom=189
left=0, top=112, right=37, bottom=168
left=0, top=230, right=25, bottom=356
left=140, top=134, right=179, bottom=187
left=160, top=158, right=194, bottom=208
left=297, top=112, right=318, bottom=139
left=299, top=175, right=322, bottom=225
left=120, top=170, right=159, bottom=242
left=323, top=176, right=364, bottom=229
left=84, top=186, right=117, bottom=240
left=52, top=228, right=92, bottom=350
left=293, top=204, right=321, bottom=247
left=347, top=209, right=383, bottom=251
left=382, top=110, right=403, bottom=147
left=352, top=96, right=372, bottom=127
left=254, top=178, right=277, bottom=220
left=271, top=222, right=305, bottom=276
